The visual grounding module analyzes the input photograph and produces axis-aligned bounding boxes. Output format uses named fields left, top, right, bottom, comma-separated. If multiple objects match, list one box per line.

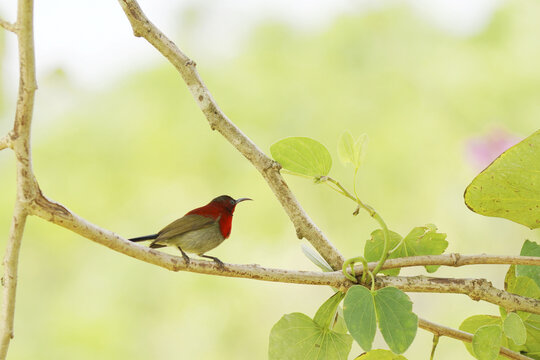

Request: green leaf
left=338, top=131, right=356, bottom=166
left=269, top=312, right=353, bottom=360
left=503, top=312, right=527, bottom=346
left=333, top=307, right=348, bottom=334
left=517, top=240, right=540, bottom=289
left=374, top=287, right=418, bottom=354
left=337, top=132, right=368, bottom=169
left=355, top=349, right=407, bottom=359
left=364, top=225, right=448, bottom=276
left=392, top=225, right=448, bottom=273
left=354, top=134, right=368, bottom=168
left=459, top=315, right=507, bottom=359
left=343, top=285, right=377, bottom=351
left=270, top=137, right=332, bottom=177
left=523, top=314, right=540, bottom=358
left=314, top=292, right=346, bottom=329
left=472, top=325, right=503, bottom=360
left=505, top=274, right=540, bottom=321
left=464, top=129, right=540, bottom=229
left=364, top=229, right=402, bottom=276
left=504, top=265, right=517, bottom=293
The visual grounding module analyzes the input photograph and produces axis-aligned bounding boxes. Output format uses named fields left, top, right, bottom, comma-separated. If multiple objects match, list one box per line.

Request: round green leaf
left=374, top=287, right=418, bottom=354
left=503, top=312, right=527, bottom=346
left=343, top=285, right=377, bottom=351
left=270, top=137, right=332, bottom=177
left=269, top=313, right=353, bottom=360
left=459, top=315, right=506, bottom=359
left=464, top=129, right=540, bottom=229
left=472, top=325, right=503, bottom=360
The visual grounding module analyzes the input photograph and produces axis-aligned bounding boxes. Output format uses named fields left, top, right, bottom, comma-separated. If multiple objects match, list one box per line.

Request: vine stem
left=342, top=256, right=368, bottom=283
left=322, top=176, right=391, bottom=276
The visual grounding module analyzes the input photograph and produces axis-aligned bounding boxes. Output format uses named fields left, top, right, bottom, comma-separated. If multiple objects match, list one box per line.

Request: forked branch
left=116, top=0, right=345, bottom=270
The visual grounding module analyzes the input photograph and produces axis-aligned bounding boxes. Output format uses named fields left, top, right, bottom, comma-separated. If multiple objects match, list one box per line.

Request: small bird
left=129, top=195, right=251, bottom=267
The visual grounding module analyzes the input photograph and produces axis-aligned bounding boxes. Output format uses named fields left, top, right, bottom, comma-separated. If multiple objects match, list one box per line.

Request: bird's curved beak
left=235, top=197, right=252, bottom=204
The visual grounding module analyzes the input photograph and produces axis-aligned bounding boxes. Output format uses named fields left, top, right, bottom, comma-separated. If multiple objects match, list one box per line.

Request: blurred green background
left=1, top=1, right=540, bottom=359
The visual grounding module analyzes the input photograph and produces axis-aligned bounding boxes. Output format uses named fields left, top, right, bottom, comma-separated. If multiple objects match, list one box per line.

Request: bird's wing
left=157, top=214, right=216, bottom=240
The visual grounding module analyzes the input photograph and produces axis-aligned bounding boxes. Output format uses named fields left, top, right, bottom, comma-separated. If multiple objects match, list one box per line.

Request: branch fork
left=0, top=1, right=538, bottom=360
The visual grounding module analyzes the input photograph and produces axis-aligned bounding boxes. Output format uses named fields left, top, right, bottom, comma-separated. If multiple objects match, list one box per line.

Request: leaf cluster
left=268, top=129, right=540, bottom=359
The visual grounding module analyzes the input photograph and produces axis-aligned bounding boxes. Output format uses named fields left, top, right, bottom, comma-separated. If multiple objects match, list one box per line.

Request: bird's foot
left=201, top=255, right=225, bottom=269
left=177, top=246, right=191, bottom=266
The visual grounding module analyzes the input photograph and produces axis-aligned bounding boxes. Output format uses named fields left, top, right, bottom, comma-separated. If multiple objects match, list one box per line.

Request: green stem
left=368, top=270, right=375, bottom=292
left=325, top=177, right=391, bottom=276
left=430, top=335, right=440, bottom=360
left=341, top=256, right=368, bottom=283
left=323, top=181, right=348, bottom=197
left=353, top=167, right=359, bottom=201
left=371, top=213, right=390, bottom=276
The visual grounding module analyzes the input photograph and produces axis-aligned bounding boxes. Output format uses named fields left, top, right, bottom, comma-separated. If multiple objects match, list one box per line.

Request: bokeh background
left=1, top=0, right=539, bottom=359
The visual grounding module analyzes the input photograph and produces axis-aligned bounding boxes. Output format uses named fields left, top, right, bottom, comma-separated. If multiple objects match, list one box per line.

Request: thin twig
left=0, top=18, right=17, bottom=33
left=323, top=176, right=391, bottom=275
left=115, top=0, right=345, bottom=270
left=0, top=205, right=27, bottom=360
left=418, top=318, right=532, bottom=360
left=0, top=134, right=11, bottom=151
left=377, top=276, right=540, bottom=314
left=358, top=253, right=540, bottom=273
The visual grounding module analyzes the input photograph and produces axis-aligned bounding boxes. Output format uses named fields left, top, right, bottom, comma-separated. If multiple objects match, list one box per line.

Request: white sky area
left=0, top=0, right=502, bottom=92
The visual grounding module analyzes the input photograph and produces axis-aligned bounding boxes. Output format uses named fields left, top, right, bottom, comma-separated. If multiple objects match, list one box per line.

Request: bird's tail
left=128, top=234, right=158, bottom=242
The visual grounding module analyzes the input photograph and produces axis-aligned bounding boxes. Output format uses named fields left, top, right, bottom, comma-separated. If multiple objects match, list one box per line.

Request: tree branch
left=418, top=318, right=532, bottom=360
left=0, top=205, right=27, bottom=360
left=359, top=253, right=540, bottom=273
left=29, top=193, right=350, bottom=288
left=0, top=0, right=536, bottom=358
left=27, top=195, right=540, bottom=315
left=0, top=18, right=17, bottom=33
left=115, top=0, right=345, bottom=270
left=0, top=1, right=37, bottom=358
left=12, top=0, right=39, bottom=203
left=377, top=276, right=540, bottom=314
